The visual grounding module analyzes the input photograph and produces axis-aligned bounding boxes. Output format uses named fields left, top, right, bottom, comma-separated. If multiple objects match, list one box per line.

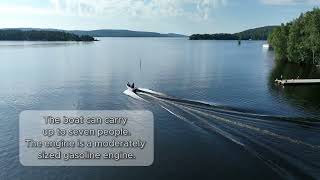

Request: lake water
left=0, top=38, right=319, bottom=179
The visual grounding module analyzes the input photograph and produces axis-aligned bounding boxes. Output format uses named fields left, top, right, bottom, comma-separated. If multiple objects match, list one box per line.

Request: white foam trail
left=191, top=100, right=219, bottom=106
left=180, top=104, right=320, bottom=149
left=145, top=92, right=320, bottom=149
left=158, top=102, right=209, bottom=134
left=123, top=89, right=145, bottom=101
left=176, top=104, right=245, bottom=147
left=129, top=87, right=320, bottom=178
left=139, top=88, right=220, bottom=106
left=138, top=88, right=166, bottom=96
left=160, top=104, right=186, bottom=121
left=145, top=92, right=245, bottom=146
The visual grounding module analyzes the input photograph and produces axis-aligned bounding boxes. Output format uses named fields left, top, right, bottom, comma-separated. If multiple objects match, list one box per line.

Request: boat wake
left=123, top=89, right=145, bottom=101
left=125, top=87, right=320, bottom=179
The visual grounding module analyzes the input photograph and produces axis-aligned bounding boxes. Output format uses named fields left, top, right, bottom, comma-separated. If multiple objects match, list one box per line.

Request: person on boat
left=127, top=82, right=136, bottom=89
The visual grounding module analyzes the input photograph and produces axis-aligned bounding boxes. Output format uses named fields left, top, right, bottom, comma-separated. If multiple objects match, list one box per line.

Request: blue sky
left=0, top=0, right=319, bottom=35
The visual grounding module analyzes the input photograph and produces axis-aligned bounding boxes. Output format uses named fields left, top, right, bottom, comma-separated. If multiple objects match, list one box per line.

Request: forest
left=189, top=26, right=277, bottom=40
left=0, top=30, right=95, bottom=41
left=268, top=8, right=320, bottom=65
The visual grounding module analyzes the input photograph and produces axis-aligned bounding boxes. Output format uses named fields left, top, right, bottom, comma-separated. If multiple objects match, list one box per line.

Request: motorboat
left=126, top=82, right=138, bottom=93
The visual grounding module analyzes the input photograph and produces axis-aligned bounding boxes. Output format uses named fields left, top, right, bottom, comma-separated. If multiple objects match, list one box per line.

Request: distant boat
left=262, top=44, right=270, bottom=49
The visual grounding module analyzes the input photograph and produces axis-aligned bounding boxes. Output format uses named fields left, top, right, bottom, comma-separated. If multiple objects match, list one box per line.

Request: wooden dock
left=275, top=79, right=320, bottom=85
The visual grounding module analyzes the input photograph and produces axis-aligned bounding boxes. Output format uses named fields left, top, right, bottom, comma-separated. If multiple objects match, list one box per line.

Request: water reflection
left=269, top=62, right=320, bottom=115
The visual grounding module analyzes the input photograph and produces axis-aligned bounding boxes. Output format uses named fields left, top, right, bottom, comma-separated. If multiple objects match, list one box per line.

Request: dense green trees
left=189, top=33, right=238, bottom=40
left=189, top=26, right=277, bottom=40
left=235, top=26, right=277, bottom=40
left=0, top=30, right=95, bottom=41
left=268, top=8, right=320, bottom=65
left=268, top=24, right=289, bottom=60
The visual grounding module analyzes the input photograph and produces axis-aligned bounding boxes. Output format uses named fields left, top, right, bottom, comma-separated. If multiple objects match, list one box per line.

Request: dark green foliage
left=0, top=30, right=95, bottom=41
left=268, top=8, right=320, bottom=65
left=189, top=26, right=278, bottom=40
left=189, top=33, right=238, bottom=40
left=79, top=35, right=95, bottom=41
left=235, top=26, right=278, bottom=40
left=268, top=24, right=289, bottom=60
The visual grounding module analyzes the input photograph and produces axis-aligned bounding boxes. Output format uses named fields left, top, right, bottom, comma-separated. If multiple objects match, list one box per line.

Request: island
left=189, top=26, right=277, bottom=40
left=1, top=28, right=186, bottom=38
left=69, top=29, right=186, bottom=38
left=0, top=30, right=95, bottom=41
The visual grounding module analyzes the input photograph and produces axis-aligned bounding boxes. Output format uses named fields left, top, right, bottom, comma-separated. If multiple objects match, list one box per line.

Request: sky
left=0, top=0, right=319, bottom=35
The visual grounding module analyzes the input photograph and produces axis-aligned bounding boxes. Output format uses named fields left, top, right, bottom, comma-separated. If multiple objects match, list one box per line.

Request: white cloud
left=196, top=0, right=227, bottom=19
left=49, top=0, right=227, bottom=20
left=0, top=4, right=55, bottom=15
left=261, top=0, right=320, bottom=5
left=0, top=0, right=227, bottom=22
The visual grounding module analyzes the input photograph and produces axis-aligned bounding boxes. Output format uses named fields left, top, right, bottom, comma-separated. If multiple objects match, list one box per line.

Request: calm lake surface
left=0, top=38, right=319, bottom=179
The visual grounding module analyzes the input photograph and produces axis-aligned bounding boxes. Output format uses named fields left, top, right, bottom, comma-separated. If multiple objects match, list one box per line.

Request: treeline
left=189, top=33, right=238, bottom=40
left=189, top=26, right=277, bottom=40
left=268, top=8, right=320, bottom=65
left=0, top=30, right=95, bottom=41
left=70, top=30, right=186, bottom=37
left=235, top=26, right=277, bottom=40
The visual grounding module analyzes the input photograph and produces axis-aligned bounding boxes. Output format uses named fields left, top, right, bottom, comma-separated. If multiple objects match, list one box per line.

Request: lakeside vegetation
left=189, top=26, right=277, bottom=40
left=189, top=33, right=238, bottom=40
left=0, top=30, right=95, bottom=41
left=268, top=8, right=320, bottom=65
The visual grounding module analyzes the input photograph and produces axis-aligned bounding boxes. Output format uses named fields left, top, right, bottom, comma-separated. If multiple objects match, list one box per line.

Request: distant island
left=268, top=8, right=320, bottom=65
left=0, top=29, right=95, bottom=41
left=69, top=29, right=186, bottom=37
left=2, top=28, right=186, bottom=38
left=189, top=26, right=278, bottom=40
left=0, top=28, right=186, bottom=41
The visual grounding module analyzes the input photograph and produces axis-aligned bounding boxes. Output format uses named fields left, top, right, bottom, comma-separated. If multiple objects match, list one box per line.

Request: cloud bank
left=49, top=0, right=227, bottom=20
